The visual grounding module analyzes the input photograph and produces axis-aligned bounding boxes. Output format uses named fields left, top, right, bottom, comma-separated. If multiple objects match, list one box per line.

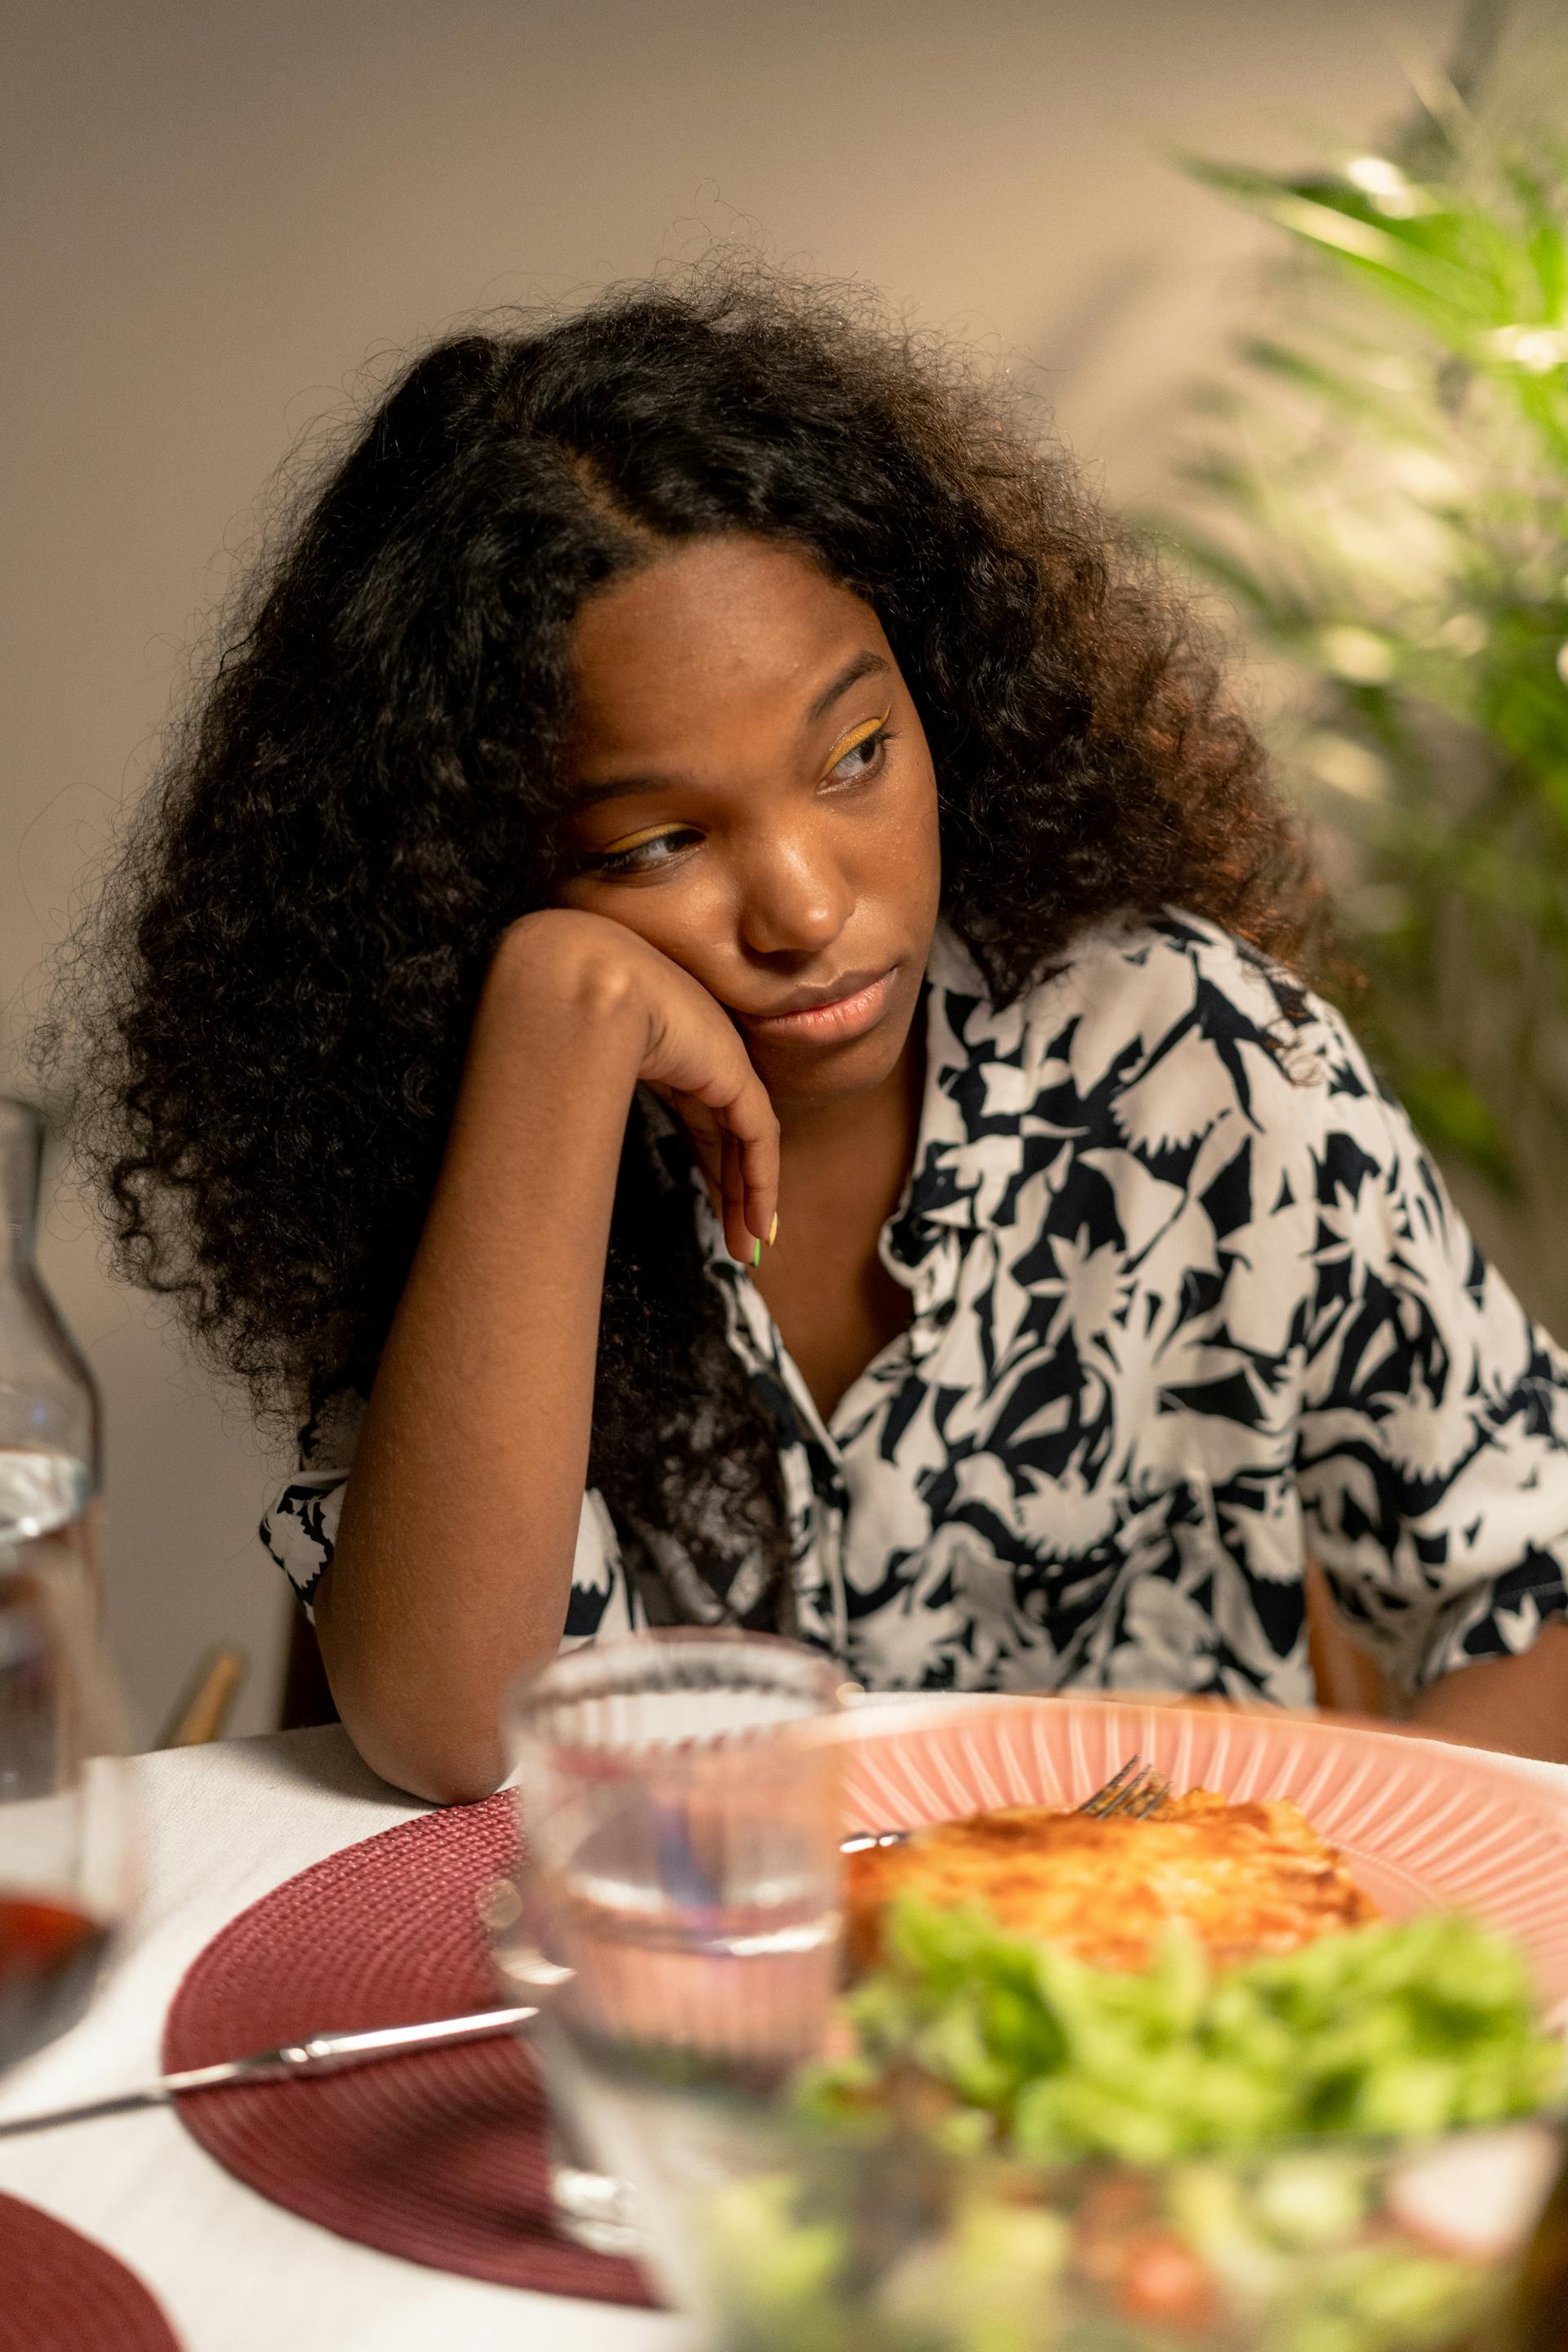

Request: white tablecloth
left=2, top=1721, right=1566, bottom=2352
left=0, top=1726, right=693, bottom=2352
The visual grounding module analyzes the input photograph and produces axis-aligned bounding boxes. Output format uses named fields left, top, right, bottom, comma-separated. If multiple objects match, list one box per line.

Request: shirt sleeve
left=260, top=1468, right=350, bottom=1616
left=259, top=1465, right=638, bottom=1646
left=1293, top=1013, right=1568, bottom=1692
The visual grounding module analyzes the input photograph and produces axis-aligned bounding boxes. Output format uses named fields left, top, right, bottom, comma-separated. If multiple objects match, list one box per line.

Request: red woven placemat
left=161, top=1791, right=655, bottom=2306
left=0, top=2192, right=180, bottom=2351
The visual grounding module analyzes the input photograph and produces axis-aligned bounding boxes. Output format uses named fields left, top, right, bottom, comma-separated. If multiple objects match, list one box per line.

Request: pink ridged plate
left=833, top=1698, right=1568, bottom=2011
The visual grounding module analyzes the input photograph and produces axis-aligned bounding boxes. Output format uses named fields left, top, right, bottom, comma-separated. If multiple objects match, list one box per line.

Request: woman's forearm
left=315, top=932, right=646, bottom=1802
left=1405, top=1620, right=1568, bottom=1763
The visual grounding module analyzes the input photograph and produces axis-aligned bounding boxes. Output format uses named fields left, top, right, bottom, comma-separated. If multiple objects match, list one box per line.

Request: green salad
left=693, top=1904, right=1565, bottom=2352
left=797, top=1898, right=1564, bottom=2163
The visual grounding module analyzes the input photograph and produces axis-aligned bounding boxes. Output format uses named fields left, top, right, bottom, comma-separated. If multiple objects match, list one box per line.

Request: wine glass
left=492, top=1628, right=848, bottom=2257
left=0, top=1552, right=132, bottom=2069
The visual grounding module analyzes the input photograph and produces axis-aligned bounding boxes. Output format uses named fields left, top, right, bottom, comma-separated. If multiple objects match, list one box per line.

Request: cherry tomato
left=1116, top=2230, right=1218, bottom=2332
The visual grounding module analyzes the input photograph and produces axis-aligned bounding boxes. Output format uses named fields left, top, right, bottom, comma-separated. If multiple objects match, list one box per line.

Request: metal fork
left=1076, top=1753, right=1171, bottom=1820
left=840, top=1753, right=1171, bottom=1853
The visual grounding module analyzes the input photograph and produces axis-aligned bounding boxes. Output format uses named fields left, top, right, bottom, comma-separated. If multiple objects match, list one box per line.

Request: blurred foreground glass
left=496, top=1629, right=846, bottom=2261
left=0, top=1559, right=132, bottom=2067
left=0, top=1098, right=123, bottom=2067
left=0, top=1098, right=101, bottom=1588
left=651, top=2109, right=1567, bottom=2352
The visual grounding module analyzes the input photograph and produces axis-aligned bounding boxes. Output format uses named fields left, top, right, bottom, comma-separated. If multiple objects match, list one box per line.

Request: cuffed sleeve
left=259, top=1459, right=637, bottom=1649
left=260, top=1468, right=349, bottom=1617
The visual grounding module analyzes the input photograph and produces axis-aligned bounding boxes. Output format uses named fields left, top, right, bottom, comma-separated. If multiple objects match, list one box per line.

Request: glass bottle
left=0, top=1098, right=100, bottom=1585
left=0, top=1101, right=131, bottom=2066
left=0, top=1561, right=133, bottom=2064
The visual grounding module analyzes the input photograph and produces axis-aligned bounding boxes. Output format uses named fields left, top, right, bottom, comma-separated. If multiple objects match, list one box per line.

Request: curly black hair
left=50, top=261, right=1325, bottom=1624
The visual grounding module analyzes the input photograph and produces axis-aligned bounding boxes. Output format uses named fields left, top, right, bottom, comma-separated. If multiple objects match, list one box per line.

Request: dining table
left=3, top=1715, right=1568, bottom=2352
left=0, top=1723, right=690, bottom=2352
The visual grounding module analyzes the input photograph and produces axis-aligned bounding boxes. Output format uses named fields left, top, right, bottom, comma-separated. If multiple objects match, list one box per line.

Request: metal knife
left=0, top=1821, right=918, bottom=2140
left=0, top=2002, right=538, bottom=2138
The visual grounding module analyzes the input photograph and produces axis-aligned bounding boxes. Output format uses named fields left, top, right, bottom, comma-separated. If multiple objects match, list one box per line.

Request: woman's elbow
left=333, top=1682, right=510, bottom=1805
left=312, top=1615, right=511, bottom=1805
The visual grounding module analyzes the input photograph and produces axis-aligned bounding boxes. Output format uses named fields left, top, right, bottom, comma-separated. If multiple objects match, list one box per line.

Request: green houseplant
left=1161, top=29, right=1568, bottom=1326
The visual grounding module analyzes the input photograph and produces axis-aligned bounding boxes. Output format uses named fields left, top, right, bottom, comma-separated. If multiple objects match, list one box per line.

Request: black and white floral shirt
left=262, top=911, right=1568, bottom=1704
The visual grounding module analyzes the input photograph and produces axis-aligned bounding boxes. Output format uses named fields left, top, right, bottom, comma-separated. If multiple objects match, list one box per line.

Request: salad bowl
left=541, top=2047, right=1565, bottom=2352
left=510, top=1693, right=1568, bottom=2350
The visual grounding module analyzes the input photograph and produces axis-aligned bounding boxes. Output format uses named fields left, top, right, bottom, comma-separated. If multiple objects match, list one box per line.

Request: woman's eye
left=826, top=724, right=892, bottom=786
left=587, top=827, right=700, bottom=878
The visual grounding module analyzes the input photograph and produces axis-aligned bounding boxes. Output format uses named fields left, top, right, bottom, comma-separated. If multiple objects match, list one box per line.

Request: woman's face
left=558, top=534, right=942, bottom=1111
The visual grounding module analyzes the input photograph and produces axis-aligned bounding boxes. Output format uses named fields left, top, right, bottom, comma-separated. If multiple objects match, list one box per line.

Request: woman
left=68, top=268, right=1568, bottom=1798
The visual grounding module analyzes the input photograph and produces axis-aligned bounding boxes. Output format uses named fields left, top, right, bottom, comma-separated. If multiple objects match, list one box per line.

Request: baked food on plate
left=844, top=1788, right=1378, bottom=1974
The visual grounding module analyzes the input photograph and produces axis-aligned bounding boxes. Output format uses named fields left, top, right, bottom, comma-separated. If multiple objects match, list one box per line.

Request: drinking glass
left=494, top=1628, right=847, bottom=2258
left=0, top=1553, right=132, bottom=2068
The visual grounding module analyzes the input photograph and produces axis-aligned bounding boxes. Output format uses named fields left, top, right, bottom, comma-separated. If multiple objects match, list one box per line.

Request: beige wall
left=2, top=0, right=1462, bottom=1743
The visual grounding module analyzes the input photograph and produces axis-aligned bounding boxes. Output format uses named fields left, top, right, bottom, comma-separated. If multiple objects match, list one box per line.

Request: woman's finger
left=738, top=1122, right=777, bottom=1255
left=673, top=1096, right=725, bottom=1204
left=720, top=1131, right=751, bottom=1264
left=645, top=1004, right=777, bottom=1258
left=714, top=1073, right=776, bottom=1254
left=657, top=1094, right=757, bottom=1261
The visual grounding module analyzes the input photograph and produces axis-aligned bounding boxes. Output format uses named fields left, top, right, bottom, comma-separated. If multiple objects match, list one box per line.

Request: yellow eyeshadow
left=820, top=710, right=890, bottom=777
left=599, top=823, right=677, bottom=855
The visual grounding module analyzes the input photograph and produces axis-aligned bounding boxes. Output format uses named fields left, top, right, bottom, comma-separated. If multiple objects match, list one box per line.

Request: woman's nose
left=736, top=826, right=853, bottom=959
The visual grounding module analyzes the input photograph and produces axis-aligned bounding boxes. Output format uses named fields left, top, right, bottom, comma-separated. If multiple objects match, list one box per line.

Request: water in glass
left=498, top=1629, right=846, bottom=2258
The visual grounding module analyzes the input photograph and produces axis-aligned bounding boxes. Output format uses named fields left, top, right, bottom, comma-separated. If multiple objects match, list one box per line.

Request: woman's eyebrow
left=568, top=649, right=893, bottom=811
left=804, top=649, right=890, bottom=730
left=569, top=773, right=674, bottom=811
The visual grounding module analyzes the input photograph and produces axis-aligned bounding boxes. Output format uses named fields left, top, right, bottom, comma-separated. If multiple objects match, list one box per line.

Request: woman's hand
left=316, top=906, right=778, bottom=1799
left=498, top=909, right=778, bottom=1262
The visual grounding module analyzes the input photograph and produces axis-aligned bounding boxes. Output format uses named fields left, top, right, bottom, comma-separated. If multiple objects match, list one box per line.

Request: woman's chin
left=751, top=990, right=922, bottom=1113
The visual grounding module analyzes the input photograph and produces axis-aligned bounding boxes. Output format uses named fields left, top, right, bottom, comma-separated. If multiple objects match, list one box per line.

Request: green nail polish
left=751, top=1238, right=761, bottom=1268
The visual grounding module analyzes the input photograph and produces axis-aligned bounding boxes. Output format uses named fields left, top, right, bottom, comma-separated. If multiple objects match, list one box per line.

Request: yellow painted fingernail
left=768, top=1214, right=779, bottom=1248
left=751, top=1238, right=761, bottom=1268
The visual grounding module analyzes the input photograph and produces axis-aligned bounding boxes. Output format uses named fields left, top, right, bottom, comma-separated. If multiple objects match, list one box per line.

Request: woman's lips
left=737, top=967, right=898, bottom=1045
